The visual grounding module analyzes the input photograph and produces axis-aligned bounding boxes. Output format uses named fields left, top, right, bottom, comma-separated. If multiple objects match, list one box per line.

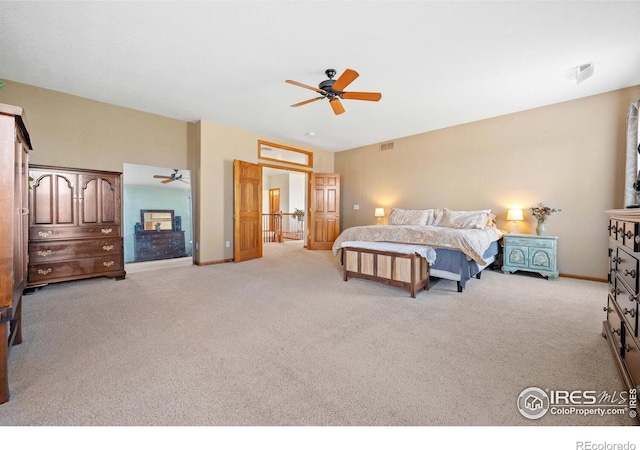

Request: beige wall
left=0, top=80, right=190, bottom=171
left=0, top=80, right=334, bottom=265
left=195, top=120, right=334, bottom=263
left=335, top=85, right=640, bottom=280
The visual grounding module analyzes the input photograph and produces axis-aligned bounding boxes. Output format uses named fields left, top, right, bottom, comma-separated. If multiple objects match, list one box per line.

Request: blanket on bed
left=331, top=225, right=503, bottom=265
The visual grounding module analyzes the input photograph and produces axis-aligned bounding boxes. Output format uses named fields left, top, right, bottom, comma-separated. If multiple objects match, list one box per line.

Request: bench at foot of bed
left=343, top=246, right=430, bottom=298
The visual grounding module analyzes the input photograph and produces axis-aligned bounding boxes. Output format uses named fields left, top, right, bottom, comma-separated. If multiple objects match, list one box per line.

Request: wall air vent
left=380, top=141, right=395, bottom=152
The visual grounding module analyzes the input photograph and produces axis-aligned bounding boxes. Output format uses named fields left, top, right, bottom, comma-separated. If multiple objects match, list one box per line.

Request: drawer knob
left=630, top=293, right=639, bottom=303
left=613, top=257, right=622, bottom=264
left=608, top=225, right=614, bottom=231
left=624, top=344, right=632, bottom=353
left=102, top=244, right=114, bottom=252
left=37, top=268, right=52, bottom=275
left=37, top=249, right=52, bottom=257
left=611, top=327, right=621, bottom=336
left=38, top=230, right=52, bottom=238
left=618, top=227, right=624, bottom=234
left=603, top=306, right=612, bottom=312
left=103, top=261, right=114, bottom=267
left=623, top=308, right=636, bottom=318
left=624, top=269, right=637, bottom=278
left=626, top=231, right=634, bottom=239
left=610, top=286, right=620, bottom=295
left=101, top=228, right=113, bottom=234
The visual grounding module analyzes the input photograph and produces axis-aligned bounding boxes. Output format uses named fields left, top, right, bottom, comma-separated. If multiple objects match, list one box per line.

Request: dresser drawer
left=622, top=335, right=640, bottom=401
left=606, top=295, right=624, bottom=356
left=28, top=255, right=124, bottom=283
left=608, top=219, right=618, bottom=239
left=622, top=221, right=640, bottom=252
left=615, top=275, right=639, bottom=337
left=29, top=238, right=122, bottom=263
left=615, top=247, right=639, bottom=293
left=504, top=236, right=555, bottom=249
left=30, top=225, right=121, bottom=241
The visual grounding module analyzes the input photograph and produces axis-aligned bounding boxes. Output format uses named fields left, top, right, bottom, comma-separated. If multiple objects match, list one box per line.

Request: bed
left=332, top=208, right=503, bottom=294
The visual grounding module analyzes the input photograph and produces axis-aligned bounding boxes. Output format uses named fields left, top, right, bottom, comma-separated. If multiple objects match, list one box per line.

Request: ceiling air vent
left=380, top=141, right=395, bottom=152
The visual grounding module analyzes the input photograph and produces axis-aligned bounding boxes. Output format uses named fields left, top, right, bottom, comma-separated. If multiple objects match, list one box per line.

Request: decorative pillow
left=388, top=208, right=433, bottom=225
left=485, top=213, right=497, bottom=229
left=437, top=208, right=491, bottom=229
left=431, top=208, right=444, bottom=226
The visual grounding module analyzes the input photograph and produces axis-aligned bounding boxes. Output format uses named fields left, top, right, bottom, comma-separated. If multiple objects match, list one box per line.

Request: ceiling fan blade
left=331, top=69, right=359, bottom=92
left=161, top=178, right=174, bottom=184
left=330, top=98, right=345, bottom=115
left=342, top=91, right=382, bottom=102
left=286, top=79, right=324, bottom=94
left=291, top=97, right=324, bottom=107
left=153, top=175, right=171, bottom=179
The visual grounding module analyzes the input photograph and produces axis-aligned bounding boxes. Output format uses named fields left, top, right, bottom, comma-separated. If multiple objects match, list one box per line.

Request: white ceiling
left=1, top=1, right=639, bottom=153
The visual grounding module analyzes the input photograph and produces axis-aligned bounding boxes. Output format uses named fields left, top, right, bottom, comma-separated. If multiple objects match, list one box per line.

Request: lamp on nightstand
left=506, top=209, right=524, bottom=234
left=375, top=208, right=385, bottom=225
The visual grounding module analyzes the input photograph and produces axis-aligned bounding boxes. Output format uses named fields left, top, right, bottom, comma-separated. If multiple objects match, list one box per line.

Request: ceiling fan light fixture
left=286, top=68, right=381, bottom=115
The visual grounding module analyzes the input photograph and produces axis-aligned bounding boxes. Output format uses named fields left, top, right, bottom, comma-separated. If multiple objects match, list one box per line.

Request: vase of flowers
left=529, top=203, right=561, bottom=235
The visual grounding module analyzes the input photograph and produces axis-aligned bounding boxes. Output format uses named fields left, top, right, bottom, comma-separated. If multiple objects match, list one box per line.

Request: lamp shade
left=507, top=209, right=524, bottom=221
left=374, top=208, right=385, bottom=217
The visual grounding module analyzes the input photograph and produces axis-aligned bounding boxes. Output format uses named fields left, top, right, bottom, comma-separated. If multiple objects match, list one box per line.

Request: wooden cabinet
left=605, top=209, right=640, bottom=423
left=28, top=165, right=125, bottom=287
left=501, top=234, right=558, bottom=280
left=0, top=103, right=32, bottom=404
left=134, top=231, right=187, bottom=262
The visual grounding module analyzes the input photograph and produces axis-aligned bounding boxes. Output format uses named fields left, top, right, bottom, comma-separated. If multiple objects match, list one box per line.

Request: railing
left=262, top=213, right=304, bottom=243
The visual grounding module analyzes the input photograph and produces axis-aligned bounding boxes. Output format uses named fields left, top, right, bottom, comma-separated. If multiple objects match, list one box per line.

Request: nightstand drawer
left=504, top=236, right=555, bottom=248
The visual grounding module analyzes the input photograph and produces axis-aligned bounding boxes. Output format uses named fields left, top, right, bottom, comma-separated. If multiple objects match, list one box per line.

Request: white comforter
left=331, top=225, right=503, bottom=265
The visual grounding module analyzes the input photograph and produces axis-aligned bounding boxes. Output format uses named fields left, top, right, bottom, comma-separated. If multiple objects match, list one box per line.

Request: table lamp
left=375, top=208, right=385, bottom=225
left=506, top=209, right=524, bottom=234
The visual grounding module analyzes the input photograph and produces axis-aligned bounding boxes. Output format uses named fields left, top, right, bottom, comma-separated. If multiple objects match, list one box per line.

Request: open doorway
left=262, top=166, right=307, bottom=251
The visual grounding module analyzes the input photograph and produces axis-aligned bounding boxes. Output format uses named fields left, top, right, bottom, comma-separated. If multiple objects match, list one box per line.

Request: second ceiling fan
left=286, top=68, right=381, bottom=115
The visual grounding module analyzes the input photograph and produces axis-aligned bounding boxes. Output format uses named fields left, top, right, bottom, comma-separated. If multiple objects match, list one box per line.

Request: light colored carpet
left=0, top=241, right=635, bottom=426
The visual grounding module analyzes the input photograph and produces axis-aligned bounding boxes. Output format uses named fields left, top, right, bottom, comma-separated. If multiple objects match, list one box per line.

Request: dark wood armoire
left=27, top=165, right=126, bottom=287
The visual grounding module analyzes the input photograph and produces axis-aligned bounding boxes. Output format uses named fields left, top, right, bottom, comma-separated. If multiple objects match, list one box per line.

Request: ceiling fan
left=286, top=68, right=381, bottom=115
left=153, top=169, right=187, bottom=184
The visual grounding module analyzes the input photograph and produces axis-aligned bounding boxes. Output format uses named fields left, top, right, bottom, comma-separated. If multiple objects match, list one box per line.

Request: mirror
left=141, top=210, right=174, bottom=231
left=123, top=163, right=193, bottom=264
left=258, top=140, right=313, bottom=168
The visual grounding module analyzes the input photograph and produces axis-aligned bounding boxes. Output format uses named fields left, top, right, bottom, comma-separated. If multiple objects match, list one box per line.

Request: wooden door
left=233, top=160, right=262, bottom=262
left=269, top=188, right=280, bottom=231
left=308, top=173, right=340, bottom=250
left=78, top=173, right=120, bottom=226
left=30, top=169, right=77, bottom=226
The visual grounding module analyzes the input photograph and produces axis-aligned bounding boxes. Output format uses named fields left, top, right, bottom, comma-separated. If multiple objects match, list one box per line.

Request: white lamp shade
left=506, top=209, right=524, bottom=221
left=374, top=208, right=385, bottom=217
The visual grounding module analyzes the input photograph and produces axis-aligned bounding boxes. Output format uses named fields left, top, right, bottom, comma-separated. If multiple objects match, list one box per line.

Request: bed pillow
left=388, top=208, right=433, bottom=225
left=438, top=208, right=491, bottom=229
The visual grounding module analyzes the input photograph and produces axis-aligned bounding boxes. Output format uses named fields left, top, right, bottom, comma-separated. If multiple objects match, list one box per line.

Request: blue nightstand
left=501, top=234, right=558, bottom=280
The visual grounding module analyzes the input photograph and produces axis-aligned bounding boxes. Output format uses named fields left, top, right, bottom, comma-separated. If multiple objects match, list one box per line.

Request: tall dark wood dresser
left=605, top=209, right=640, bottom=421
left=0, top=103, right=32, bottom=404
